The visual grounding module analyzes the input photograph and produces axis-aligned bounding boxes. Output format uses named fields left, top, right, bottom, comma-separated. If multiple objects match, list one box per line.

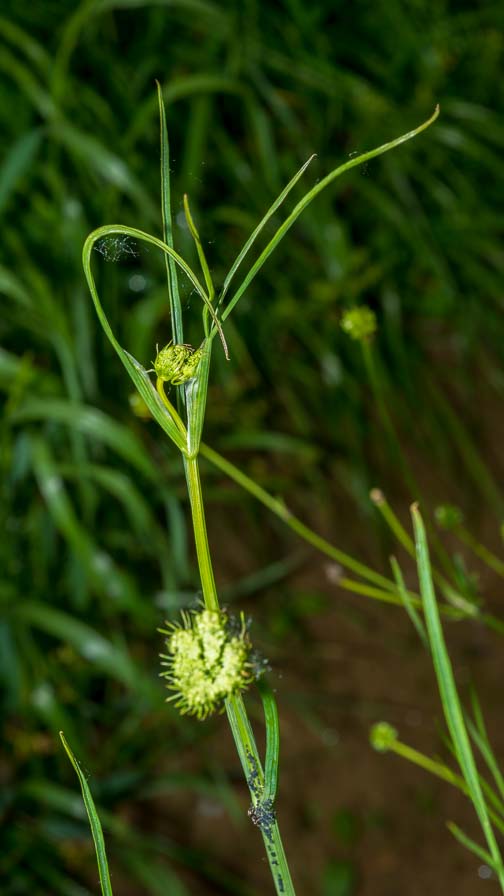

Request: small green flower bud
left=435, top=504, right=463, bottom=530
left=160, top=608, right=254, bottom=719
left=154, top=342, right=204, bottom=386
left=370, top=721, right=398, bottom=753
left=341, top=307, right=377, bottom=342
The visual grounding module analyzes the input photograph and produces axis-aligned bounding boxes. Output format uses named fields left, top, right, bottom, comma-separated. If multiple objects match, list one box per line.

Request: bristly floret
left=159, top=608, right=255, bottom=719
left=340, top=306, right=377, bottom=342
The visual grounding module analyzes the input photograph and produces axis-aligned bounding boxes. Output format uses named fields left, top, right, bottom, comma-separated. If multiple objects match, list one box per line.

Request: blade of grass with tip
left=220, top=108, right=439, bottom=324
left=447, top=822, right=504, bottom=876
left=217, top=153, right=316, bottom=306
left=412, top=504, right=504, bottom=891
left=59, top=732, right=114, bottom=896
left=157, top=81, right=184, bottom=345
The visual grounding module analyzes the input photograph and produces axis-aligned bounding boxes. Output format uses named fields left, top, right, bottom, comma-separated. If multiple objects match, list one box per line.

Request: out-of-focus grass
left=1, top=1, right=502, bottom=892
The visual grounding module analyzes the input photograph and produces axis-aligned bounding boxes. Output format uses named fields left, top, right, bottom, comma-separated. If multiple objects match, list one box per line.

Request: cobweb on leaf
left=94, top=235, right=140, bottom=263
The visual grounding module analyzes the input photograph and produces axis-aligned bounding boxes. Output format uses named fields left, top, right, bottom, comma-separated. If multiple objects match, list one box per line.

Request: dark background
left=1, top=1, right=503, bottom=893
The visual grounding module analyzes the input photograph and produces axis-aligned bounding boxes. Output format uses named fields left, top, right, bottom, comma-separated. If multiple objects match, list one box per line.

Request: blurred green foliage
left=1, top=1, right=502, bottom=892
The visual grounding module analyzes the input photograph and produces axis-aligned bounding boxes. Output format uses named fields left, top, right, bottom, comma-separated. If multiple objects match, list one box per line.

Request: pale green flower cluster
left=160, top=609, right=253, bottom=719
left=154, top=341, right=204, bottom=385
left=341, top=306, right=377, bottom=342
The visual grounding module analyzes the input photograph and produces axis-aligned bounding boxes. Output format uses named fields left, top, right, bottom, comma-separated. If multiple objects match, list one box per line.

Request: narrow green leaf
left=220, top=107, right=439, bottom=324
left=412, top=505, right=504, bottom=888
left=182, top=195, right=228, bottom=357
left=183, top=193, right=215, bottom=305
left=185, top=342, right=212, bottom=458
left=467, top=718, right=504, bottom=809
left=83, top=223, right=223, bottom=386
left=59, top=733, right=114, bottom=896
left=257, top=678, right=280, bottom=804
left=447, top=822, right=503, bottom=876
left=123, top=350, right=188, bottom=452
left=157, top=81, right=184, bottom=346
left=217, top=153, right=316, bottom=307
left=82, top=225, right=193, bottom=453
left=226, top=693, right=264, bottom=795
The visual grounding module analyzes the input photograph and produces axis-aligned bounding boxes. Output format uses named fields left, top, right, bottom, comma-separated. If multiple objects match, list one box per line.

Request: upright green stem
left=183, top=452, right=296, bottom=895
left=184, top=455, right=219, bottom=612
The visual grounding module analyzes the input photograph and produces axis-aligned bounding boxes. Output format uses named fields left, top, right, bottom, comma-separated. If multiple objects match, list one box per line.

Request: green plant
left=2, top=6, right=503, bottom=893
left=60, top=90, right=439, bottom=894
left=371, top=506, right=504, bottom=888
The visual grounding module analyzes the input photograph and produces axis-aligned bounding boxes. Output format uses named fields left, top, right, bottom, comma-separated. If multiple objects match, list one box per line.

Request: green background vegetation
left=1, top=2, right=503, bottom=893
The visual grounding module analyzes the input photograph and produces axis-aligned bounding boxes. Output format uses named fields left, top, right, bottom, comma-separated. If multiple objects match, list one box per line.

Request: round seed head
left=160, top=608, right=254, bottom=719
left=370, top=721, right=398, bottom=753
left=154, top=343, right=204, bottom=385
left=341, top=307, right=377, bottom=342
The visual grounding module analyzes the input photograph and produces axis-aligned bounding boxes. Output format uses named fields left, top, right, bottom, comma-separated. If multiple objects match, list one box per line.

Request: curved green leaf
left=60, top=733, right=114, bottom=896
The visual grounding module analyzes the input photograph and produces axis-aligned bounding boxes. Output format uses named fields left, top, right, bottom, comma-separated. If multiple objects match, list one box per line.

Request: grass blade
left=59, top=732, right=114, bottom=896
left=185, top=342, right=212, bottom=458
left=217, top=153, right=316, bottom=307
left=467, top=718, right=504, bottom=808
left=82, top=226, right=193, bottom=453
left=157, top=81, right=184, bottom=345
left=447, top=822, right=503, bottom=876
left=221, top=107, right=439, bottom=324
left=257, top=678, right=280, bottom=804
left=411, top=504, right=504, bottom=890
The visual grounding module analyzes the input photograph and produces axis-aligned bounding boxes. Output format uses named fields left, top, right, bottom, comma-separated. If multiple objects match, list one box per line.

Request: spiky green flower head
left=160, top=608, right=255, bottom=719
left=341, top=306, right=377, bottom=342
left=370, top=721, right=398, bottom=753
left=154, top=341, right=205, bottom=386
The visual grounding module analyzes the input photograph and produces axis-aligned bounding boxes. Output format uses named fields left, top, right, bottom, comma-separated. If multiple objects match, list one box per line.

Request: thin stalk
left=389, top=738, right=504, bottom=836
left=183, top=456, right=219, bottom=613
left=183, top=453, right=296, bottom=895
left=200, top=442, right=470, bottom=623
left=156, top=379, right=187, bottom=438
left=227, top=694, right=296, bottom=895
left=371, top=488, right=478, bottom=613
left=200, top=442, right=397, bottom=593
